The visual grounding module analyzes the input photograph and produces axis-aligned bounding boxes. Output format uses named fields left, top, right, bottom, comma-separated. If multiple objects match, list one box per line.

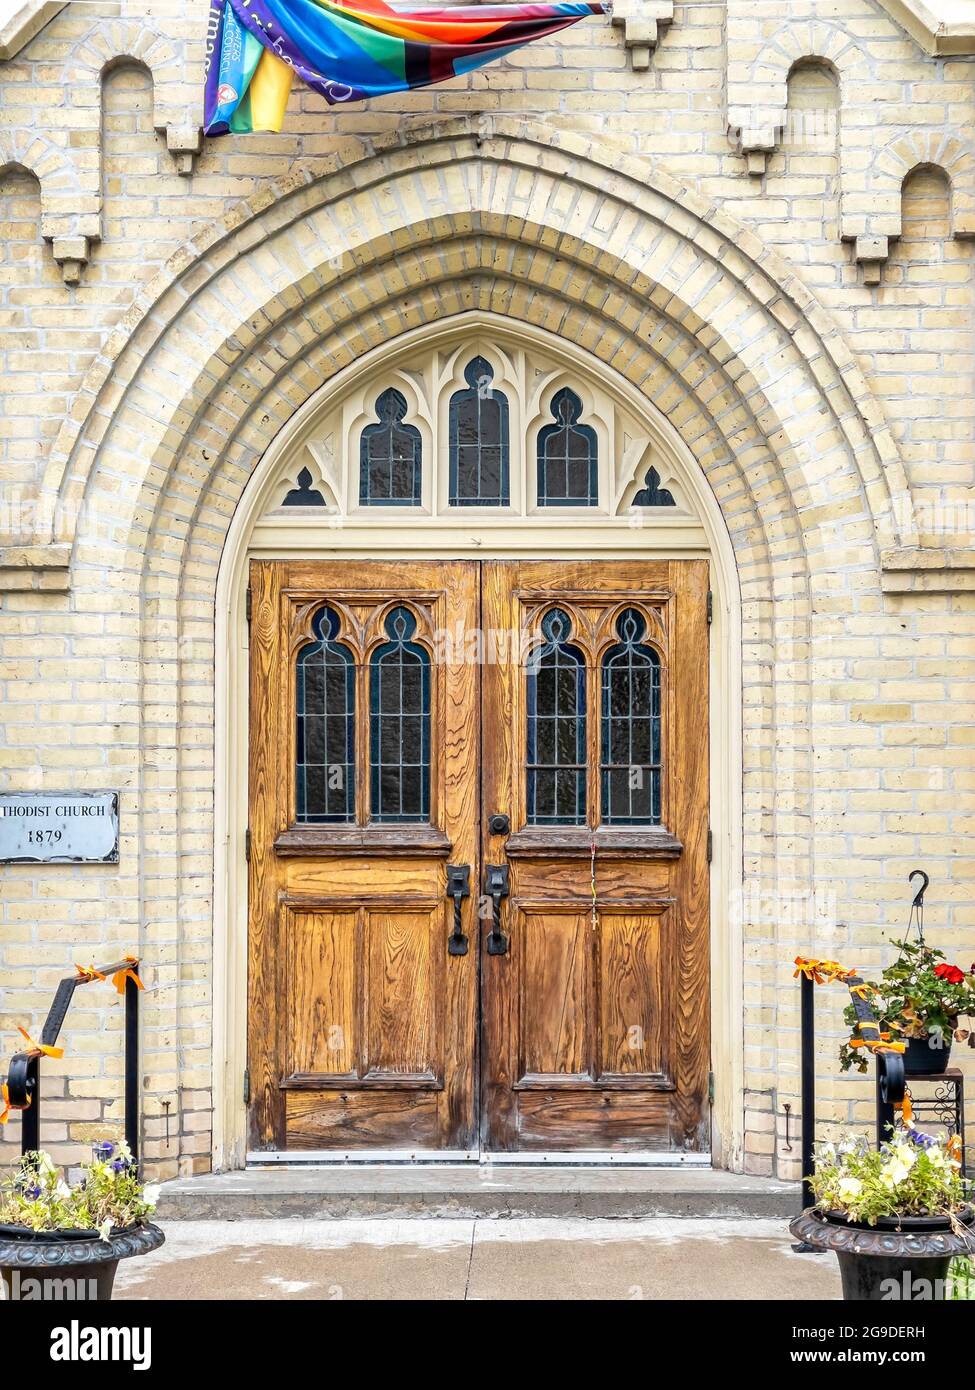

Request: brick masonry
left=0, top=1, right=973, bottom=1180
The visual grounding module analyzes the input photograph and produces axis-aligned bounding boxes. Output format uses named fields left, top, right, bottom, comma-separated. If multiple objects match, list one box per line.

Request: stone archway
left=47, top=121, right=907, bottom=1172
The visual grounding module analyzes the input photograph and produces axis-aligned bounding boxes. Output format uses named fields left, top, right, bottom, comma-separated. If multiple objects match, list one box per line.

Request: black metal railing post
left=20, top=1056, right=39, bottom=1155
left=800, top=968, right=815, bottom=1209
left=125, top=972, right=139, bottom=1164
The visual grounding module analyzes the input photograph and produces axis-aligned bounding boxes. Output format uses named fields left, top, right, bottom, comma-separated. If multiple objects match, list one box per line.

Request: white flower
left=142, top=1184, right=160, bottom=1210
left=55, top=1179, right=72, bottom=1200
left=838, top=1176, right=862, bottom=1201
left=98, top=1218, right=114, bottom=1243
left=37, top=1152, right=56, bottom=1177
left=885, top=1156, right=915, bottom=1187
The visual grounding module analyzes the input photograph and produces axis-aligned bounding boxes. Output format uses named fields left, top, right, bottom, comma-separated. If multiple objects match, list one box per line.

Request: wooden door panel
left=248, top=559, right=479, bottom=1153
left=286, top=1091, right=440, bottom=1149
left=598, top=905, right=669, bottom=1082
left=364, top=906, right=442, bottom=1082
left=515, top=1092, right=673, bottom=1150
left=517, top=907, right=590, bottom=1083
left=285, top=906, right=359, bottom=1080
left=481, top=560, right=710, bottom=1153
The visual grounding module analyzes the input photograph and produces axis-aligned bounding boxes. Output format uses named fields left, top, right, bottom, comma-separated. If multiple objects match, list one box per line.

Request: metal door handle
left=445, top=864, right=471, bottom=956
left=485, top=863, right=510, bottom=955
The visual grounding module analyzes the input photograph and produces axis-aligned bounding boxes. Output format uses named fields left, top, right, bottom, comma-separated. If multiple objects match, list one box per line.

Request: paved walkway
left=114, top=1218, right=841, bottom=1300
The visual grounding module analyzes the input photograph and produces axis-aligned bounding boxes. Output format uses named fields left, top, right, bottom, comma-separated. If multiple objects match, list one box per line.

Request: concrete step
left=157, top=1165, right=799, bottom=1221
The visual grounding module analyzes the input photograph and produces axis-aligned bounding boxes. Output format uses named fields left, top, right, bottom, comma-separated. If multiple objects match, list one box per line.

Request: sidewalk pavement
left=113, top=1217, right=841, bottom=1301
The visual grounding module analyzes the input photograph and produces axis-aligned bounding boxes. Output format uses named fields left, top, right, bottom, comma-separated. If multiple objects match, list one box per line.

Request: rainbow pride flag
left=204, top=0, right=606, bottom=134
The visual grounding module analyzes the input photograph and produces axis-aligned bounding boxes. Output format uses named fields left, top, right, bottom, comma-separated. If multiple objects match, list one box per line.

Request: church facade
left=0, top=0, right=973, bottom=1179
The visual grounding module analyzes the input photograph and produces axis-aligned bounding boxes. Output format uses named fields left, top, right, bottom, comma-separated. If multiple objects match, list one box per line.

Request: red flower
left=934, top=963, right=966, bottom=985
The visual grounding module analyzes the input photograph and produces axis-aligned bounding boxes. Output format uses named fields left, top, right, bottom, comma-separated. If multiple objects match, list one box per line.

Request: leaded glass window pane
left=600, top=609, right=661, bottom=825
left=296, top=606, right=355, bottom=823
left=369, top=606, right=431, bottom=822
left=631, top=465, right=676, bottom=507
left=359, top=388, right=422, bottom=506
left=448, top=356, right=509, bottom=507
left=537, top=388, right=597, bottom=507
left=526, top=608, right=586, bottom=826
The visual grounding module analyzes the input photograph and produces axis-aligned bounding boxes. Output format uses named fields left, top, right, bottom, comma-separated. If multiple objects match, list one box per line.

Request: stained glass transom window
left=526, top=608, right=587, bottom=826
left=448, top=356, right=510, bottom=506
left=359, top=388, right=422, bottom=506
left=295, top=606, right=355, bottom=824
left=600, top=608, right=661, bottom=825
left=369, top=606, right=431, bottom=823
left=536, top=388, right=597, bottom=507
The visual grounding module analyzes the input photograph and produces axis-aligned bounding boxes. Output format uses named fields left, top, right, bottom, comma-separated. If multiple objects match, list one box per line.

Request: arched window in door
left=448, top=356, right=510, bottom=506
left=369, top=606, right=431, bottom=822
left=536, top=388, right=597, bottom=506
left=295, top=606, right=356, bottom=823
left=526, top=608, right=587, bottom=825
left=600, top=608, right=661, bottom=824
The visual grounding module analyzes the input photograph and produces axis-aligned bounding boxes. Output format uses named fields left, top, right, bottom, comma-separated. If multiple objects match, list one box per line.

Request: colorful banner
left=204, top=0, right=606, bottom=134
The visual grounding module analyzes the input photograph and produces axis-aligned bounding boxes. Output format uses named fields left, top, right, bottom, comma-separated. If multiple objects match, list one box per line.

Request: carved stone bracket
left=611, top=0, right=674, bottom=71
left=163, top=124, right=203, bottom=177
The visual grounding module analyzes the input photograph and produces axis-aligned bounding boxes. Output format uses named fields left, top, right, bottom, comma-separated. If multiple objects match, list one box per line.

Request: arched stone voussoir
left=45, top=120, right=913, bottom=562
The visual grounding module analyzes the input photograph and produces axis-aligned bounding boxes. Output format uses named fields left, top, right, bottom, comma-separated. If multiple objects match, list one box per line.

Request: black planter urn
left=0, top=1222, right=164, bottom=1302
left=903, top=1035, right=952, bottom=1076
left=790, top=1208, right=974, bottom=1301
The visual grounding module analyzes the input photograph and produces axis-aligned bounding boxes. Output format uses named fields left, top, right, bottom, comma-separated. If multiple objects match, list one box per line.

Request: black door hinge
left=244, top=827, right=251, bottom=862
left=706, top=589, right=713, bottom=625
left=708, top=1071, right=715, bottom=1106
left=245, top=587, right=252, bottom=625
left=706, top=828, right=713, bottom=863
left=243, top=1069, right=250, bottom=1105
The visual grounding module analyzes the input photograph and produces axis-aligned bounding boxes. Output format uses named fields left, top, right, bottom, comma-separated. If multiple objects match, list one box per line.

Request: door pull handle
left=446, top=864, right=471, bottom=956
left=485, top=863, right=510, bottom=956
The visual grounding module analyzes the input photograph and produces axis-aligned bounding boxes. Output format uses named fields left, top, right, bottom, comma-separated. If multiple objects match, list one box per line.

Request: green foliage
left=949, top=1258, right=975, bottom=1300
left=839, top=938, right=975, bottom=1074
left=0, top=1144, right=157, bottom=1240
left=809, top=1129, right=969, bottom=1227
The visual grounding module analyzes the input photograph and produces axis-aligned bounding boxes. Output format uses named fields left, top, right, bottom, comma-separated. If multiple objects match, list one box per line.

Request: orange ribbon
left=17, top=1026, right=63, bottom=1060
left=849, top=1036, right=906, bottom=1054
left=899, top=1095, right=913, bottom=1124
left=793, top=957, right=857, bottom=985
left=74, top=963, right=106, bottom=983
left=0, top=1083, right=30, bottom=1125
left=112, top=956, right=144, bottom=995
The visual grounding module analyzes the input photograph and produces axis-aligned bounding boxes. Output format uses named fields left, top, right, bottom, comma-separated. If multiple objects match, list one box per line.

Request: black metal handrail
left=3, top=957, right=140, bottom=1163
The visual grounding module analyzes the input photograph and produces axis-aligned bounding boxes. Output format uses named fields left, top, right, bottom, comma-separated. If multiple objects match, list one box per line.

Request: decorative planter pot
left=0, top=1222, right=164, bottom=1302
left=903, top=1035, right=952, bottom=1075
left=790, top=1207, right=974, bottom=1302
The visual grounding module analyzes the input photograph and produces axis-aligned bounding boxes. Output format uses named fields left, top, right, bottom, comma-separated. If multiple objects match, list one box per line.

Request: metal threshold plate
left=247, top=1149, right=712, bottom=1167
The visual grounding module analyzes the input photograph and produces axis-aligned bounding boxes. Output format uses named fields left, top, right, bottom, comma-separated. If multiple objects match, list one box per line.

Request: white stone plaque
left=0, top=792, right=119, bottom=864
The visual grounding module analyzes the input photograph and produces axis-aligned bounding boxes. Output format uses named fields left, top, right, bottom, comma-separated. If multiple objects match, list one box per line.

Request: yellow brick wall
left=0, top=0, right=972, bottom=1179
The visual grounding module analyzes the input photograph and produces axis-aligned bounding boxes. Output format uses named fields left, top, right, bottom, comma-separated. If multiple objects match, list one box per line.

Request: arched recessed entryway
left=47, top=121, right=907, bottom=1172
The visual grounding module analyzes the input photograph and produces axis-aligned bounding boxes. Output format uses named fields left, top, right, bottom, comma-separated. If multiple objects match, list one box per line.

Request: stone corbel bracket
left=611, top=0, right=674, bottom=70
left=163, top=124, right=203, bottom=177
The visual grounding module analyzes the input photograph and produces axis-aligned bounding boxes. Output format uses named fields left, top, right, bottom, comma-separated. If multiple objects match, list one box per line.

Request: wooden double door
left=248, top=559, right=709, bottom=1155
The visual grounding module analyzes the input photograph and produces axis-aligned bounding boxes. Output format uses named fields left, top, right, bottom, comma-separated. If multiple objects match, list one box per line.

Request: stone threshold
left=156, top=1165, right=799, bottom=1221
